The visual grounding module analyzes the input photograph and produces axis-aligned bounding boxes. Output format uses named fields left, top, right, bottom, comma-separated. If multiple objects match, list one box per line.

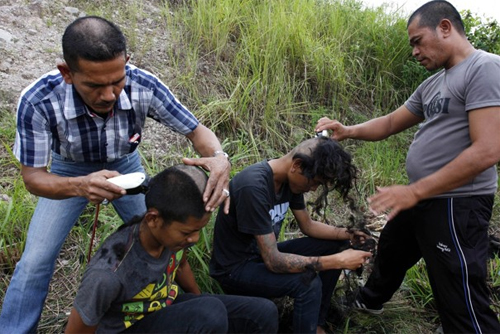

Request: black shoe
left=353, top=294, right=384, bottom=315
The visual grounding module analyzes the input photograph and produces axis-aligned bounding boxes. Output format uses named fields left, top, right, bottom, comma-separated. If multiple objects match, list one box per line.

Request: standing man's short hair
left=62, top=16, right=127, bottom=71
left=407, top=0, right=465, bottom=35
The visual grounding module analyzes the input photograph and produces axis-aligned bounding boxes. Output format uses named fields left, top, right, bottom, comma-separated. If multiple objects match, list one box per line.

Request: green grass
left=1, top=0, right=500, bottom=333
left=165, top=0, right=415, bottom=153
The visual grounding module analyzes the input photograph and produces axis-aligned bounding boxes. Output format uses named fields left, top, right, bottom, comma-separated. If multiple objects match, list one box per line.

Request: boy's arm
left=175, top=252, right=201, bottom=294
left=65, top=307, right=98, bottom=334
left=255, top=232, right=320, bottom=273
left=255, top=232, right=371, bottom=272
left=292, top=208, right=351, bottom=240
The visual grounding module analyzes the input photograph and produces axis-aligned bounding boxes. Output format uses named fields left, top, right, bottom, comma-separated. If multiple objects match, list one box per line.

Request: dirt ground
left=0, top=0, right=186, bottom=160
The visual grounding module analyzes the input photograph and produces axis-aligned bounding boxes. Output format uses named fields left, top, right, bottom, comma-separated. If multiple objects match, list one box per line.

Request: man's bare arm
left=21, top=165, right=125, bottom=204
left=369, top=106, right=500, bottom=219
left=184, top=124, right=231, bottom=212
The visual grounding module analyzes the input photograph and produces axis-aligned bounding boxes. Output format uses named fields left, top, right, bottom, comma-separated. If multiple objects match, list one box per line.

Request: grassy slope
left=0, top=0, right=499, bottom=332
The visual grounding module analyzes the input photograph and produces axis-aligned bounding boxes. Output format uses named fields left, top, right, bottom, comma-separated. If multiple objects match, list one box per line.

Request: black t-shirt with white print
left=210, top=160, right=305, bottom=277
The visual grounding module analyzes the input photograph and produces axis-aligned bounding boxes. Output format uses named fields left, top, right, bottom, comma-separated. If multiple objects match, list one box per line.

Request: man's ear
left=438, top=19, right=452, bottom=37
left=57, top=62, right=73, bottom=84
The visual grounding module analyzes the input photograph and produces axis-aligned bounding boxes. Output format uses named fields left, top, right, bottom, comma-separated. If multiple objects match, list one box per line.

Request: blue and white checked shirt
left=14, top=64, right=199, bottom=167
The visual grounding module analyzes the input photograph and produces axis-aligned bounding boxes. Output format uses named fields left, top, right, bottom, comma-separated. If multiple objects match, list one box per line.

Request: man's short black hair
left=408, top=0, right=465, bottom=36
left=146, top=165, right=209, bottom=225
left=62, top=16, right=127, bottom=71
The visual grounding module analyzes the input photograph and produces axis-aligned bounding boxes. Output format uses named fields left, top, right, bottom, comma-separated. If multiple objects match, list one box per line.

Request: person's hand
left=368, top=185, right=419, bottom=221
left=77, top=170, right=127, bottom=204
left=315, top=117, right=350, bottom=141
left=182, top=156, right=231, bottom=213
left=334, top=248, right=372, bottom=271
left=348, top=229, right=371, bottom=245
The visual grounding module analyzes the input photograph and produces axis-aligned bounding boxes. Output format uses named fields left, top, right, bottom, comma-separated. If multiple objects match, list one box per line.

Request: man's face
left=58, top=55, right=128, bottom=114
left=156, top=213, right=211, bottom=253
left=408, top=18, right=447, bottom=71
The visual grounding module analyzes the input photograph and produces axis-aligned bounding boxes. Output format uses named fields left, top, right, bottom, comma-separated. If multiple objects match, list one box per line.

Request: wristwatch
left=213, top=150, right=229, bottom=159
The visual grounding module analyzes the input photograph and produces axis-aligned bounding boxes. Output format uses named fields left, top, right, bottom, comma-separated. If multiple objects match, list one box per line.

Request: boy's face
left=290, top=171, right=324, bottom=195
left=157, top=213, right=211, bottom=252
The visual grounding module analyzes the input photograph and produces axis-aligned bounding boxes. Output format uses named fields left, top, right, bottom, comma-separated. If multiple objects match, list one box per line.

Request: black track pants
left=361, top=195, right=500, bottom=333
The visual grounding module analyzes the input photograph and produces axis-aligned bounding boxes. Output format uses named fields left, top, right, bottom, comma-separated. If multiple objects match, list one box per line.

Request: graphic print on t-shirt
left=121, top=250, right=183, bottom=328
left=423, top=91, right=450, bottom=120
left=269, top=202, right=289, bottom=237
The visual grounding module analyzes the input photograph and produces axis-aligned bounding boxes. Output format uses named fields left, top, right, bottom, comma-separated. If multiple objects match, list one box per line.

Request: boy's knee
left=297, top=275, right=322, bottom=300
left=198, top=297, right=228, bottom=332
left=256, top=299, right=279, bottom=332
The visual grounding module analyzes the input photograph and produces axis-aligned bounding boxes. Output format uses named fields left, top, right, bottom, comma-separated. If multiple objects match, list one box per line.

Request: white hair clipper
left=315, top=130, right=328, bottom=138
left=106, top=172, right=149, bottom=194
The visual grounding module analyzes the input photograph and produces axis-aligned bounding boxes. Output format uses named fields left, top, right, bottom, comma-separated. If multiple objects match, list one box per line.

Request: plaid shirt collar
left=62, top=80, right=133, bottom=120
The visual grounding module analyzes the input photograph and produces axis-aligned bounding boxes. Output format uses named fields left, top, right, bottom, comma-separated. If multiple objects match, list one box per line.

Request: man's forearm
left=187, top=124, right=223, bottom=157
left=22, top=166, right=83, bottom=199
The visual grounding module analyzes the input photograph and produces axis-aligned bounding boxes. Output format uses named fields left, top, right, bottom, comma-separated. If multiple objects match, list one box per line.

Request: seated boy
left=65, top=165, right=278, bottom=333
left=209, top=137, right=373, bottom=334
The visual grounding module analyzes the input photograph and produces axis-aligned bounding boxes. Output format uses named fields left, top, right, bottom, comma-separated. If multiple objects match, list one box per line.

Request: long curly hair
left=291, top=137, right=357, bottom=219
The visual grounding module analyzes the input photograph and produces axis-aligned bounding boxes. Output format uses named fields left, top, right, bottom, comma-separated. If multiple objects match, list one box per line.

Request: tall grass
left=0, top=111, right=33, bottom=273
left=167, top=0, right=413, bottom=153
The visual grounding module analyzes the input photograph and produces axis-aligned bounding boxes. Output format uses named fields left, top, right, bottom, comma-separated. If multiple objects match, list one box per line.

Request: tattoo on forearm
left=257, top=234, right=323, bottom=273
left=269, top=253, right=323, bottom=273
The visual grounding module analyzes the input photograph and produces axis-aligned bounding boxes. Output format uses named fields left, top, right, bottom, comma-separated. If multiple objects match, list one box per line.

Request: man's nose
left=100, top=86, right=116, bottom=102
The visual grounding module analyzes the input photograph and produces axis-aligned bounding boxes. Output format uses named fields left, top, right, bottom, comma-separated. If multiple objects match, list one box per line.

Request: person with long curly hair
left=209, top=137, right=372, bottom=334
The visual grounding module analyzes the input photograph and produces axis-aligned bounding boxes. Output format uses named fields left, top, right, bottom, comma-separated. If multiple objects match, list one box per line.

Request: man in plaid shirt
left=1, top=16, right=231, bottom=333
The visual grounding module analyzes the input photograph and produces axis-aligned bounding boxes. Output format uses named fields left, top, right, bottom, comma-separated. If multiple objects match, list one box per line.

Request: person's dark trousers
left=214, top=237, right=348, bottom=334
left=278, top=237, right=348, bottom=328
left=360, top=195, right=500, bottom=334
left=123, top=293, right=279, bottom=333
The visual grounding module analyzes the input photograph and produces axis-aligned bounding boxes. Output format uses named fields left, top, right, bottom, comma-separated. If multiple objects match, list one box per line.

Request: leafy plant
left=463, top=10, right=500, bottom=54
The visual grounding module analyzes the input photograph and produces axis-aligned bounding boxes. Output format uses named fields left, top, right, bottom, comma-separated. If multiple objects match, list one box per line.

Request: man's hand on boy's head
left=315, top=116, right=349, bottom=141
left=182, top=156, right=231, bottom=213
